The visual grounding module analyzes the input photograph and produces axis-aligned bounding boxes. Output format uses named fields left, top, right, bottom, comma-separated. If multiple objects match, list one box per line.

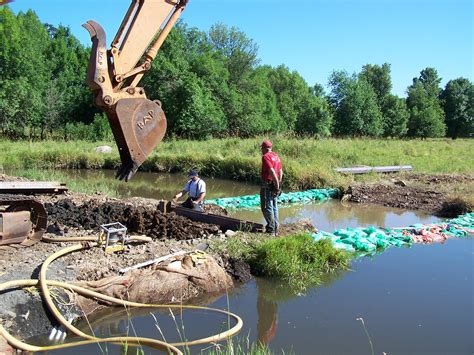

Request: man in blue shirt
left=173, top=169, right=206, bottom=212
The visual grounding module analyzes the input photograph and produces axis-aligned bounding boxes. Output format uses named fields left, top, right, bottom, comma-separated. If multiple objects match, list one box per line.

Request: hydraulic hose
left=41, top=235, right=153, bottom=243
left=0, top=242, right=243, bottom=353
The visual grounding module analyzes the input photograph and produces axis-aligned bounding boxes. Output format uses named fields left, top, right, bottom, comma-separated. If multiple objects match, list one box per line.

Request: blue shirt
left=184, top=178, right=206, bottom=200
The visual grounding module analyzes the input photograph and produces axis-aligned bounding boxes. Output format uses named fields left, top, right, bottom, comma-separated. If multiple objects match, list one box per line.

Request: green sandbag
left=206, top=188, right=339, bottom=210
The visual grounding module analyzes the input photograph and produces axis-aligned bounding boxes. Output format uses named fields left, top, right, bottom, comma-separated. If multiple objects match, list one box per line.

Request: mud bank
left=347, top=173, right=473, bottom=217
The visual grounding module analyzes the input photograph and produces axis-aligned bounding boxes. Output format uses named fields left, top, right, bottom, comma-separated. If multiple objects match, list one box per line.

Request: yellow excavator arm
left=83, top=0, right=188, bottom=181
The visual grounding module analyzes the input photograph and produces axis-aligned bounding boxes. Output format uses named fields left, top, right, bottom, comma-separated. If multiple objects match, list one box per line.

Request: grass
left=202, top=337, right=285, bottom=354
left=211, top=232, right=352, bottom=292
left=1, top=137, right=472, bottom=191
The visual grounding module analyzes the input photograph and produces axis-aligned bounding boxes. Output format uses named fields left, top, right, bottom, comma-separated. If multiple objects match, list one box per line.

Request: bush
left=63, top=113, right=112, bottom=141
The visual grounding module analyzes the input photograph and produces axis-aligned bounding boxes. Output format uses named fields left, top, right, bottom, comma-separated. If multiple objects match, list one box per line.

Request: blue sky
left=9, top=0, right=473, bottom=97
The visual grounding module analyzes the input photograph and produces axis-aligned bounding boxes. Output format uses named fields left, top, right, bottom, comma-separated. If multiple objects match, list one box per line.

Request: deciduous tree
left=440, top=78, right=474, bottom=138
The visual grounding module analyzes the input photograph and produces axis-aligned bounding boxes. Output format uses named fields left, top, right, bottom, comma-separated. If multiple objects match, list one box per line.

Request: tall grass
left=212, top=233, right=352, bottom=292
left=1, top=138, right=472, bottom=190
left=203, top=337, right=282, bottom=354
left=249, top=235, right=351, bottom=291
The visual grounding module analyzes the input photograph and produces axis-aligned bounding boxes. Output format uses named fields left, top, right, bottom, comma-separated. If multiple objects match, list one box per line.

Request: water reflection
left=232, top=199, right=441, bottom=231
left=56, top=169, right=258, bottom=200
left=255, top=269, right=349, bottom=346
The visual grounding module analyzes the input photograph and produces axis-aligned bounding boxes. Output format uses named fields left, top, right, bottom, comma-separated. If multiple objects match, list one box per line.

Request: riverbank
left=0, top=178, right=347, bottom=350
left=1, top=138, right=473, bottom=190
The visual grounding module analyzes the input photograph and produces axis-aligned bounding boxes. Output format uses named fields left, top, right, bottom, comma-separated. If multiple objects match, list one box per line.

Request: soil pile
left=45, top=197, right=221, bottom=240
left=347, top=173, right=473, bottom=216
left=348, top=184, right=443, bottom=211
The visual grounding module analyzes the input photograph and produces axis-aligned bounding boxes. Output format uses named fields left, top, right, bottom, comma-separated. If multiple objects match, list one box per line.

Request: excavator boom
left=83, top=0, right=188, bottom=181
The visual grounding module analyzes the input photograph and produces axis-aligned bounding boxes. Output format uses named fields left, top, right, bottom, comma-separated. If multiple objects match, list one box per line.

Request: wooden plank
left=174, top=206, right=264, bottom=233
left=335, top=165, right=413, bottom=174
left=0, top=181, right=68, bottom=194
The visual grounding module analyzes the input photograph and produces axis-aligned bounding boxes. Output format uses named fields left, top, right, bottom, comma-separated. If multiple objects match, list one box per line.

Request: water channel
left=25, top=170, right=473, bottom=354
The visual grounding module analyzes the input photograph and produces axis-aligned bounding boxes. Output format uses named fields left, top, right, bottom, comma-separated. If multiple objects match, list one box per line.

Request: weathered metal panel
left=174, top=206, right=264, bottom=233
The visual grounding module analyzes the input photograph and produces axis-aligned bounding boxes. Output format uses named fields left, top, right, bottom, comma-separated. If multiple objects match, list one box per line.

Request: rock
left=196, top=242, right=209, bottom=251
left=94, top=145, right=113, bottom=154
left=225, top=230, right=237, bottom=238
left=394, top=179, right=407, bottom=187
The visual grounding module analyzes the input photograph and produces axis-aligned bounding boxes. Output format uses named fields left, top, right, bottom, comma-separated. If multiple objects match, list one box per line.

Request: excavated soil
left=44, top=197, right=222, bottom=240
left=347, top=173, right=473, bottom=217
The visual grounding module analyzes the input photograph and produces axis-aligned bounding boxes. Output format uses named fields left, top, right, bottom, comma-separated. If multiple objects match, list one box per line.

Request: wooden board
left=174, top=206, right=264, bottom=233
left=0, top=181, right=68, bottom=194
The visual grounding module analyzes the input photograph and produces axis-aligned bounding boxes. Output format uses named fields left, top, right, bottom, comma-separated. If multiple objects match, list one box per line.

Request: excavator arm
left=83, top=0, right=188, bottom=181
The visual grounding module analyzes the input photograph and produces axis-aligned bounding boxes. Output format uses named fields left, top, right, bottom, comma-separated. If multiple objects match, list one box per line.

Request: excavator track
left=0, top=194, right=47, bottom=248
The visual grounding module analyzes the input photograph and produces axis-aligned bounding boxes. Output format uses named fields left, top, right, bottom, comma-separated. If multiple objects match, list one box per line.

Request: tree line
left=1, top=7, right=472, bottom=141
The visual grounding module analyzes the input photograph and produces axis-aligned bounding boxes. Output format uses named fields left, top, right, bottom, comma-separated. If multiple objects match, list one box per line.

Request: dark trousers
left=181, top=197, right=204, bottom=212
left=260, top=185, right=279, bottom=233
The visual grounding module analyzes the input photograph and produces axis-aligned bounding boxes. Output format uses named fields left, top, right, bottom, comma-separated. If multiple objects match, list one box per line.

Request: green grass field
left=1, top=138, right=472, bottom=190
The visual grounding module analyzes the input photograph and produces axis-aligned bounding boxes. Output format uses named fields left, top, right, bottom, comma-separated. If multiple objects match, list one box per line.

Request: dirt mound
left=436, top=198, right=472, bottom=218
left=45, top=197, right=221, bottom=240
left=347, top=184, right=444, bottom=212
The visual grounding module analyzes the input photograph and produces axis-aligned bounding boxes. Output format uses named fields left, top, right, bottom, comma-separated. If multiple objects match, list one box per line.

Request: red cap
left=261, top=140, right=273, bottom=149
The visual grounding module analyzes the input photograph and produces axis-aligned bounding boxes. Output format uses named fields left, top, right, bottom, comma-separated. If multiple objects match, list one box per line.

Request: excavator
left=83, top=0, right=188, bottom=181
left=0, top=0, right=187, bottom=246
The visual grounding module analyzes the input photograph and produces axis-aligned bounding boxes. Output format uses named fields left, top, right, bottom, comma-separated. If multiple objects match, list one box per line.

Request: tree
left=440, top=78, right=474, bottom=138
left=406, top=68, right=446, bottom=138
left=0, top=8, right=49, bottom=138
left=208, top=23, right=259, bottom=86
left=295, top=95, right=332, bottom=137
left=417, top=67, right=442, bottom=98
left=359, top=63, right=392, bottom=106
left=312, top=83, right=326, bottom=98
left=329, top=71, right=383, bottom=137
left=168, top=72, right=226, bottom=139
left=381, top=94, right=408, bottom=137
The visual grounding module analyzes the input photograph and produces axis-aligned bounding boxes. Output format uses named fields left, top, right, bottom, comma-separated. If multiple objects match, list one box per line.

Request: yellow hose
left=0, top=242, right=243, bottom=353
left=41, top=235, right=153, bottom=243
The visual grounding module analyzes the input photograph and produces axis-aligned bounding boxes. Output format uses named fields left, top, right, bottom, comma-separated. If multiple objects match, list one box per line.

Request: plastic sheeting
left=312, top=213, right=474, bottom=254
left=206, top=188, right=339, bottom=210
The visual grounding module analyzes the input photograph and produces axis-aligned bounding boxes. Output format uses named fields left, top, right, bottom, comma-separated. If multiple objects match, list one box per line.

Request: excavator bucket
left=83, top=20, right=167, bottom=181
left=83, top=0, right=187, bottom=181
left=108, top=98, right=167, bottom=181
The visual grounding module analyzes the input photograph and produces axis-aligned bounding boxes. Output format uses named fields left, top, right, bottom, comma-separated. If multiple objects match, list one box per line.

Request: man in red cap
left=260, top=140, right=283, bottom=234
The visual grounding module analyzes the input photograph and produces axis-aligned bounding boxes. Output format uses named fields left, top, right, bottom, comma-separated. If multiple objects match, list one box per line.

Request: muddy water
left=26, top=170, right=473, bottom=354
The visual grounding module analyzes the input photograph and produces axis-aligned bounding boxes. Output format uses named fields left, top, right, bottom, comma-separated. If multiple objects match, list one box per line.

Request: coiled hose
left=0, top=237, right=243, bottom=354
